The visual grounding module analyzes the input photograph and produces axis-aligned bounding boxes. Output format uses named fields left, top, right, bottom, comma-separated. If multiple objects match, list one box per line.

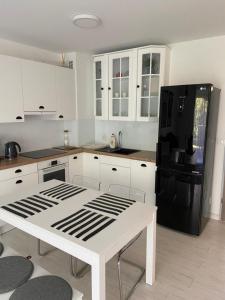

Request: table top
left=0, top=180, right=156, bottom=264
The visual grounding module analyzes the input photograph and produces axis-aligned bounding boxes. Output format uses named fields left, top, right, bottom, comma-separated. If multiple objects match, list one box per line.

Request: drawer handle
left=94, top=156, right=99, bottom=160
left=39, top=105, right=45, bottom=110
left=141, top=164, right=147, bottom=167
left=16, top=180, right=23, bottom=184
left=73, top=156, right=77, bottom=159
left=16, top=116, right=23, bottom=120
left=112, top=168, right=117, bottom=171
left=15, top=169, right=22, bottom=173
left=59, top=115, right=64, bottom=119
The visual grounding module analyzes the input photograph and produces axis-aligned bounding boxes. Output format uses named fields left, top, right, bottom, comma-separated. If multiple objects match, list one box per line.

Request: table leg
left=146, top=209, right=156, bottom=285
left=91, top=257, right=105, bottom=300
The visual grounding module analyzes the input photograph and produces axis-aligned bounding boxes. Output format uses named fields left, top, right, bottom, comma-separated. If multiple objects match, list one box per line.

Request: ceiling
left=0, top=0, right=225, bottom=53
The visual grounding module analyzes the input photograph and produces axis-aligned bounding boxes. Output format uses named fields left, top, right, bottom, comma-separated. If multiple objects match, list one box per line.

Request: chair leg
left=70, top=256, right=90, bottom=279
left=117, top=254, right=145, bottom=300
left=37, top=239, right=53, bottom=256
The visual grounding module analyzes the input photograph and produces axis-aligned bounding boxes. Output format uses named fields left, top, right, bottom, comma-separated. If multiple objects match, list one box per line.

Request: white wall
left=169, top=35, right=225, bottom=219
left=95, top=120, right=158, bottom=151
left=0, top=38, right=65, bottom=153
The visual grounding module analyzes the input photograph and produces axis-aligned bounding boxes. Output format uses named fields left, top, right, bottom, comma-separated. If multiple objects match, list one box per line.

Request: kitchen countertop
left=0, top=148, right=156, bottom=171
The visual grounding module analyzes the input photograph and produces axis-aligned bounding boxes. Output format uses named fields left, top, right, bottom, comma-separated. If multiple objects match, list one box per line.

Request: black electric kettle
left=5, top=141, right=21, bottom=160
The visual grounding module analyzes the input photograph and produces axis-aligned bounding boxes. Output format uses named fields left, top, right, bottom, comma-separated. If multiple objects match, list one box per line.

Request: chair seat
left=10, top=275, right=73, bottom=300
left=0, top=256, right=34, bottom=293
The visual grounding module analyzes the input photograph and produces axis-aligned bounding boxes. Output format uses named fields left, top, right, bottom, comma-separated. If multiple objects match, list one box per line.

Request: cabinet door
left=0, top=55, right=24, bottom=123
left=131, top=160, right=156, bottom=205
left=100, top=163, right=131, bottom=192
left=0, top=172, right=38, bottom=229
left=22, top=60, right=56, bottom=112
left=69, top=153, right=83, bottom=183
left=83, top=153, right=100, bottom=180
left=93, top=56, right=108, bottom=120
left=108, top=50, right=136, bottom=121
left=137, top=47, right=166, bottom=121
left=55, top=67, right=76, bottom=120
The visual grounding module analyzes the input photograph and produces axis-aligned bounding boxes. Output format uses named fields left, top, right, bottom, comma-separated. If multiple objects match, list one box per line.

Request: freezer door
left=155, top=168, right=203, bottom=235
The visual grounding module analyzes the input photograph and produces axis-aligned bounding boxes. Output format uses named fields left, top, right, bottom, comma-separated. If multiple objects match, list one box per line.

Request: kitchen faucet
left=118, top=131, right=122, bottom=149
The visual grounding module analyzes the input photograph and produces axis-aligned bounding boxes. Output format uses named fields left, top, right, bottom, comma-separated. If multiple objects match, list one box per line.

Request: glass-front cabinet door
left=137, top=47, right=166, bottom=121
left=93, top=55, right=108, bottom=120
left=108, top=50, right=136, bottom=121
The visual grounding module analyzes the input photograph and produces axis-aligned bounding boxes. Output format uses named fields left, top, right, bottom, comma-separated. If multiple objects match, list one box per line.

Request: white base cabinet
left=130, top=160, right=156, bottom=205
left=83, top=153, right=100, bottom=180
left=69, top=153, right=83, bottom=183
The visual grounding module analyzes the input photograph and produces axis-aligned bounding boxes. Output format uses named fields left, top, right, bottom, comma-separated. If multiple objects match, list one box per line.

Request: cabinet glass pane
left=141, top=98, right=149, bottom=117
left=96, top=80, right=102, bottom=99
left=96, top=100, right=102, bottom=116
left=121, top=78, right=129, bottom=98
left=142, top=54, right=151, bottom=75
left=141, top=76, right=150, bottom=97
left=95, top=61, right=102, bottom=79
left=151, top=53, right=160, bottom=74
left=113, top=78, right=120, bottom=98
left=150, top=76, right=160, bottom=97
left=113, top=99, right=120, bottom=116
left=150, top=97, right=158, bottom=117
left=121, top=57, right=129, bottom=77
left=121, top=99, right=128, bottom=116
left=113, top=58, right=120, bottom=78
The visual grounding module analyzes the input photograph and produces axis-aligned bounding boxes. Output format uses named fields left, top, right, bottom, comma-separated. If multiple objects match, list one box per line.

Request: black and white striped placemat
left=1, top=195, right=59, bottom=219
left=40, top=183, right=86, bottom=201
left=84, top=193, right=135, bottom=216
left=51, top=208, right=115, bottom=242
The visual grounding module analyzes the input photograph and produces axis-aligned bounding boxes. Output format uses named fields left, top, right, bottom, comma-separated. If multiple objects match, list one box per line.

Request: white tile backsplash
left=95, top=120, right=158, bottom=151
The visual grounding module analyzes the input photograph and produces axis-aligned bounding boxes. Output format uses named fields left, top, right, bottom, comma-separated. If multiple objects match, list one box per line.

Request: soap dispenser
left=109, top=134, right=117, bottom=149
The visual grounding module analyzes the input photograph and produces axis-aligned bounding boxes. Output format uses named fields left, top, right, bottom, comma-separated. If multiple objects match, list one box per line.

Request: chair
left=38, top=175, right=101, bottom=279
left=108, top=184, right=146, bottom=300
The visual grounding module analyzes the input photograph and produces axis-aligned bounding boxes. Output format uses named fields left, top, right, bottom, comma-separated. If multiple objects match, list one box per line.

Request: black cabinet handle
left=137, top=85, right=140, bottom=88
left=39, top=106, right=45, bottom=110
left=16, top=116, right=23, bottom=120
left=112, top=168, right=117, bottom=171
left=141, top=163, right=147, bottom=167
left=59, top=115, right=64, bottom=119
left=101, top=87, right=104, bottom=90
left=94, top=156, right=99, bottom=160
left=15, top=169, right=22, bottom=174
left=108, top=87, right=111, bottom=90
left=73, top=156, right=77, bottom=159
left=16, top=180, right=23, bottom=184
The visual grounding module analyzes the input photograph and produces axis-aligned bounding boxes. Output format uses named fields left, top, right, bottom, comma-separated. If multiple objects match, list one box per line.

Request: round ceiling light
left=72, top=14, right=101, bottom=29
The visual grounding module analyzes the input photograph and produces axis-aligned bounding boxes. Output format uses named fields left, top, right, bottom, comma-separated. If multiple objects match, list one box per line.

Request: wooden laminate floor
left=1, top=220, right=225, bottom=300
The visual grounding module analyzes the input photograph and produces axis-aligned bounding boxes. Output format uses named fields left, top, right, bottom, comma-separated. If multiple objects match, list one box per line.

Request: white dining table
left=0, top=179, right=157, bottom=300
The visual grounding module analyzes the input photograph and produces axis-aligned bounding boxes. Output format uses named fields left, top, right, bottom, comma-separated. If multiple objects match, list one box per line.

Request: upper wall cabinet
left=22, top=60, right=57, bottom=113
left=54, top=67, right=76, bottom=120
left=0, top=55, right=24, bottom=123
left=108, top=50, right=136, bottom=121
left=93, top=55, right=108, bottom=120
left=93, top=45, right=169, bottom=122
left=136, top=47, right=166, bottom=121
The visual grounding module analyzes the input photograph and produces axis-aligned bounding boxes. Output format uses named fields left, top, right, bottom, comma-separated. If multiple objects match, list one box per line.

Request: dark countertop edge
left=0, top=148, right=156, bottom=171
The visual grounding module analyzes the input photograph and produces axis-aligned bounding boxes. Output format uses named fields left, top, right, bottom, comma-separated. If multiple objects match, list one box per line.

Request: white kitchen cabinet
left=55, top=67, right=76, bottom=120
left=22, top=59, right=56, bottom=113
left=108, top=50, right=137, bottom=121
left=69, top=153, right=83, bottom=183
left=131, top=160, right=156, bottom=205
left=0, top=163, right=37, bottom=181
left=0, top=55, right=24, bottom=123
left=93, top=55, right=108, bottom=120
left=100, top=163, right=131, bottom=192
left=0, top=172, right=39, bottom=232
left=83, top=153, right=100, bottom=180
left=136, top=47, right=166, bottom=121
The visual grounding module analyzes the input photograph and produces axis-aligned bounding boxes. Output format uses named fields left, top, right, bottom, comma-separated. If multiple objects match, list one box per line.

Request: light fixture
left=72, top=14, right=101, bottom=29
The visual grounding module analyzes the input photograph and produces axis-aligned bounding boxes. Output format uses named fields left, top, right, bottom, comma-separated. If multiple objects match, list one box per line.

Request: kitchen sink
left=97, top=147, right=140, bottom=155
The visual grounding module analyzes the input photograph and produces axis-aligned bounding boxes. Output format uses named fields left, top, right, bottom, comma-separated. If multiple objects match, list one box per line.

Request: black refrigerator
left=155, top=84, right=220, bottom=235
